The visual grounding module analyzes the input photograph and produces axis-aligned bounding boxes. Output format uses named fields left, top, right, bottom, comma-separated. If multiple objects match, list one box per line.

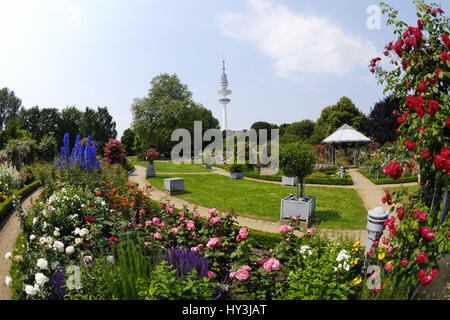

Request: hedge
left=359, top=169, right=418, bottom=185
left=244, top=171, right=354, bottom=186
left=0, top=180, right=41, bottom=225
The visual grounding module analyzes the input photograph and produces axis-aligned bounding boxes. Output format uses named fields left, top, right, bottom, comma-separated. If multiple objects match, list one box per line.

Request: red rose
left=434, top=155, right=447, bottom=171
left=397, top=117, right=404, bottom=124
left=415, top=252, right=427, bottom=264
left=441, top=51, right=450, bottom=64
left=417, top=80, right=427, bottom=93
left=405, top=140, right=415, bottom=151
left=393, top=39, right=404, bottom=57
left=421, top=150, right=431, bottom=159
left=428, top=100, right=439, bottom=116
left=435, top=68, right=442, bottom=78
left=447, top=117, right=450, bottom=128
left=416, top=106, right=426, bottom=118
left=441, top=147, right=449, bottom=159
left=443, top=34, right=450, bottom=49
left=383, top=161, right=403, bottom=180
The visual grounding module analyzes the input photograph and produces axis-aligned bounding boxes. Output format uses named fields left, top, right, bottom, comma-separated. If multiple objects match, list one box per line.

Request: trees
left=312, top=97, right=367, bottom=143
left=0, top=88, right=22, bottom=131
left=80, top=107, right=117, bottom=151
left=286, top=120, right=315, bottom=141
left=366, top=96, right=402, bottom=145
left=121, top=128, right=136, bottom=155
left=131, top=73, right=219, bottom=155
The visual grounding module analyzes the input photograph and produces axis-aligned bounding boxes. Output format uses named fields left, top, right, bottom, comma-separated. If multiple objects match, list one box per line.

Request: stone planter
left=205, top=164, right=212, bottom=169
left=146, top=163, right=156, bottom=178
left=339, top=166, right=345, bottom=178
left=282, top=176, right=298, bottom=186
left=164, top=177, right=185, bottom=196
left=230, top=172, right=245, bottom=180
left=280, top=195, right=316, bottom=225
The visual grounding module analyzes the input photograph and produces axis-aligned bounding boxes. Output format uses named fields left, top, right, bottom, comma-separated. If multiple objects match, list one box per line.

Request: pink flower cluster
left=414, top=252, right=427, bottom=265
left=236, top=228, right=248, bottom=242
left=381, top=189, right=392, bottom=205
left=413, top=210, right=427, bottom=223
left=230, top=266, right=252, bottom=281
left=383, top=161, right=403, bottom=180
left=420, top=227, right=435, bottom=241
left=206, top=237, right=221, bottom=249
left=384, top=216, right=398, bottom=238
left=263, top=258, right=281, bottom=273
left=279, top=225, right=294, bottom=235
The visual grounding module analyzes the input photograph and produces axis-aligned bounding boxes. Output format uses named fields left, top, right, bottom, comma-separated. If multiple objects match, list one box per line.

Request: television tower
left=218, top=54, right=232, bottom=131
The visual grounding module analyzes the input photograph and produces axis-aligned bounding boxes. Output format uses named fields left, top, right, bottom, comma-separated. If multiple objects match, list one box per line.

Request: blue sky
left=1, top=0, right=449, bottom=139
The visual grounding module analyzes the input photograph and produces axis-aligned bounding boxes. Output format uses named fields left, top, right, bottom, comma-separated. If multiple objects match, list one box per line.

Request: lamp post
left=364, top=206, right=389, bottom=254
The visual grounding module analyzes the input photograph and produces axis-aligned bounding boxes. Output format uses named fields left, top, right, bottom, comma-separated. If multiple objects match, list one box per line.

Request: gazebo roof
left=322, top=124, right=371, bottom=144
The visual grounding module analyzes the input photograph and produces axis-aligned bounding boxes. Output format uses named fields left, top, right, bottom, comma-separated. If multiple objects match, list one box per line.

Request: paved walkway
left=0, top=189, right=42, bottom=300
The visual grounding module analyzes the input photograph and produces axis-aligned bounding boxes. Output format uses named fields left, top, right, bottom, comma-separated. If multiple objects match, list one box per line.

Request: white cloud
left=217, top=0, right=379, bottom=81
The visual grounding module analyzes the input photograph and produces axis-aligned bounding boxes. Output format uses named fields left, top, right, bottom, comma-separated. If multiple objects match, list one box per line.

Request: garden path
left=128, top=165, right=367, bottom=244
left=0, top=189, right=42, bottom=300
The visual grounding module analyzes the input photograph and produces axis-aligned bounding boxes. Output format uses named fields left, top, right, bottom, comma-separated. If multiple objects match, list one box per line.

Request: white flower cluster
left=0, top=161, right=22, bottom=192
left=299, top=245, right=313, bottom=258
left=334, top=249, right=350, bottom=272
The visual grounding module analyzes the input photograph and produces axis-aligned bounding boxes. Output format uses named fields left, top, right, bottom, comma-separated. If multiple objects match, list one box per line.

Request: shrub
left=103, top=139, right=127, bottom=166
left=4, top=139, right=38, bottom=166
left=38, top=135, right=57, bottom=162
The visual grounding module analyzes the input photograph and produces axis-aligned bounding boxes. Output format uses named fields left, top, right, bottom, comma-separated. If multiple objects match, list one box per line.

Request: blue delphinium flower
left=55, top=133, right=100, bottom=171
left=164, top=246, right=209, bottom=278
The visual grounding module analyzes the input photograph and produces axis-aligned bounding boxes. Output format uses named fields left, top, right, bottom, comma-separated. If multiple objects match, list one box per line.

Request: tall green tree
left=80, top=107, right=117, bottom=150
left=61, top=106, right=83, bottom=146
left=121, top=128, right=136, bottom=155
left=311, top=97, right=367, bottom=144
left=0, top=88, right=22, bottom=131
left=366, top=96, right=402, bottom=145
left=18, top=106, right=41, bottom=141
left=131, top=73, right=219, bottom=155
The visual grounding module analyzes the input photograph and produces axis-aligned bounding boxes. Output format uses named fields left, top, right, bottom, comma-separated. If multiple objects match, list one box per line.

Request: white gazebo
left=322, top=124, right=371, bottom=165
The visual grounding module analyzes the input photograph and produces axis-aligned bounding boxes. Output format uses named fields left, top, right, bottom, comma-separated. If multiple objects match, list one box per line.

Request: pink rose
left=387, top=246, right=393, bottom=255
left=235, top=268, right=249, bottom=281
left=167, top=207, right=174, bottom=214
left=241, top=265, right=252, bottom=272
left=385, top=263, right=392, bottom=272
left=208, top=271, right=214, bottom=279
left=210, top=217, right=221, bottom=224
left=206, top=237, right=221, bottom=248
left=152, top=217, right=160, bottom=226
left=229, top=272, right=236, bottom=280
left=208, top=208, right=217, bottom=217
left=186, top=220, right=196, bottom=231
left=415, top=252, right=427, bottom=264
left=193, top=211, right=200, bottom=219
left=279, top=225, right=294, bottom=234
left=401, top=258, right=407, bottom=267
left=171, top=227, right=179, bottom=234
left=263, top=258, right=281, bottom=272
left=153, top=232, right=162, bottom=240
left=257, top=258, right=266, bottom=266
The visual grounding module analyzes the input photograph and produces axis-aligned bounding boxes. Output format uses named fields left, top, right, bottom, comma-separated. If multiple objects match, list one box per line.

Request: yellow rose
left=353, top=276, right=362, bottom=286
left=378, top=252, right=385, bottom=261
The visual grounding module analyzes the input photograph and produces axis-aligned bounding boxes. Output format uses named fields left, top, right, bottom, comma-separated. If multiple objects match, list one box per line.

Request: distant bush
left=38, top=135, right=57, bottom=162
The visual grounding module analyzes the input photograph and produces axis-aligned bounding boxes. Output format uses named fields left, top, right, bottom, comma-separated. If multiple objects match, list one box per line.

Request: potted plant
left=279, top=142, right=316, bottom=224
left=230, top=163, right=245, bottom=180
left=145, top=147, right=159, bottom=178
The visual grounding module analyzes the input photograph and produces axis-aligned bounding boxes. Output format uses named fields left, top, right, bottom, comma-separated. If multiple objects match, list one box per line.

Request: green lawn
left=128, top=156, right=210, bottom=172
left=389, top=185, right=420, bottom=194
left=148, top=174, right=367, bottom=230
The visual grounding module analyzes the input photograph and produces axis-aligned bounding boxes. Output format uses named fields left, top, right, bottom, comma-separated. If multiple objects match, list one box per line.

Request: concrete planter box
left=280, top=195, right=316, bottom=225
left=146, top=163, right=156, bottom=178
left=164, top=177, right=185, bottom=196
left=282, top=176, right=298, bottom=186
left=230, top=172, right=245, bottom=180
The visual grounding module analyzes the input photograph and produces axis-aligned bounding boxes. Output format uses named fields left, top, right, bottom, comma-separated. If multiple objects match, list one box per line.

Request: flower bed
left=358, top=168, right=418, bottom=185
left=5, top=134, right=367, bottom=300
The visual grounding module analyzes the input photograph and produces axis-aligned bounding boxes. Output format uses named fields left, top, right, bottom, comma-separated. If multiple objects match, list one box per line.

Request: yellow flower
left=378, top=252, right=385, bottom=261
left=351, top=258, right=360, bottom=266
left=353, top=276, right=362, bottom=286
left=353, top=241, right=361, bottom=248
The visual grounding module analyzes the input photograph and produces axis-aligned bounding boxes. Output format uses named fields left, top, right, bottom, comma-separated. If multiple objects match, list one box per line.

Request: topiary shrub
left=103, top=139, right=127, bottom=166
left=279, top=142, right=316, bottom=197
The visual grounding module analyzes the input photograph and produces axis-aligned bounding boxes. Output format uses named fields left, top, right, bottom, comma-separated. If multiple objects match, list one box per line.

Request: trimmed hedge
left=0, top=180, right=41, bottom=225
left=244, top=171, right=354, bottom=186
left=359, top=169, right=418, bottom=185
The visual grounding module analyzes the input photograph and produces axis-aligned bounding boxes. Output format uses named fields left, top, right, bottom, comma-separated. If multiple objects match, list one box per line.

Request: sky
left=1, top=0, right=449, bottom=139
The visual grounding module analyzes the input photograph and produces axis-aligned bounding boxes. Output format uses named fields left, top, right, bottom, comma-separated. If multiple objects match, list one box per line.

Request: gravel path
left=0, top=189, right=41, bottom=300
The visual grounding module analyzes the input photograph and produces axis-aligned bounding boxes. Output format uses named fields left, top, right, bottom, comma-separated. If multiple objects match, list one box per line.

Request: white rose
left=75, top=238, right=83, bottom=246
left=53, top=241, right=64, bottom=253
left=53, top=230, right=60, bottom=237
left=74, top=228, right=80, bottom=236
left=36, top=258, right=48, bottom=270
left=39, top=237, right=46, bottom=245
left=25, top=285, right=37, bottom=296
left=4, top=252, right=11, bottom=260
left=42, top=209, right=49, bottom=218
left=79, top=228, right=89, bottom=237
left=5, top=275, right=12, bottom=287
left=30, top=235, right=36, bottom=241
left=107, top=255, right=114, bottom=263
left=66, top=246, right=75, bottom=255
left=34, top=273, right=48, bottom=286
left=46, top=236, right=53, bottom=244
left=32, top=217, right=38, bottom=225
left=14, top=255, right=23, bottom=263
